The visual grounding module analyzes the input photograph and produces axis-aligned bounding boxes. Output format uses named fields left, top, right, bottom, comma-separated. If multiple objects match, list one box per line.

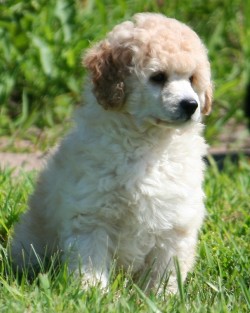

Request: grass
left=0, top=159, right=249, bottom=312
left=0, top=0, right=249, bottom=145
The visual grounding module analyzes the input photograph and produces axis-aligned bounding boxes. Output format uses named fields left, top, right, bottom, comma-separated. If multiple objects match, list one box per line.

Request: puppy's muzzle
left=180, top=99, right=198, bottom=119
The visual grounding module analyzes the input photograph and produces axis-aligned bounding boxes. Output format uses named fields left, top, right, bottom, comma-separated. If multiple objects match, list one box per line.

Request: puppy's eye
left=189, top=75, right=194, bottom=84
left=149, top=72, right=167, bottom=84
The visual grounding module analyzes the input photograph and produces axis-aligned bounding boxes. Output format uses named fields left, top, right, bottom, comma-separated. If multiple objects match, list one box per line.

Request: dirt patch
left=0, top=121, right=249, bottom=173
left=0, top=152, right=46, bottom=173
left=0, top=134, right=49, bottom=174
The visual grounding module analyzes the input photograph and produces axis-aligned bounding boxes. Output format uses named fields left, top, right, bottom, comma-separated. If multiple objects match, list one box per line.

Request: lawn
left=0, top=0, right=250, bottom=312
left=0, top=159, right=249, bottom=312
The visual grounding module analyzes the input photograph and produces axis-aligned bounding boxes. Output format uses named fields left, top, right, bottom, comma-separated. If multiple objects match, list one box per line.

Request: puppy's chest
left=69, top=134, right=203, bottom=228
left=98, top=153, right=185, bottom=218
left=100, top=151, right=183, bottom=196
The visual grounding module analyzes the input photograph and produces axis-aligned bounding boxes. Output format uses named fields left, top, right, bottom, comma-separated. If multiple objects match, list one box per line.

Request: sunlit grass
left=0, top=159, right=249, bottom=312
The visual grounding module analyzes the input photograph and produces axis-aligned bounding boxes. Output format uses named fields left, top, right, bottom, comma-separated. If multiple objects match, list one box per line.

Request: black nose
left=180, top=99, right=198, bottom=118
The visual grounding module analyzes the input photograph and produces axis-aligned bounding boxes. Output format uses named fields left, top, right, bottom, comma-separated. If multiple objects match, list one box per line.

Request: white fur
left=10, top=13, right=212, bottom=293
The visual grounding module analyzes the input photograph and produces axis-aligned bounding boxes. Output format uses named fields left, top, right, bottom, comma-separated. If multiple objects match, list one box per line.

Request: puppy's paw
left=80, top=270, right=109, bottom=290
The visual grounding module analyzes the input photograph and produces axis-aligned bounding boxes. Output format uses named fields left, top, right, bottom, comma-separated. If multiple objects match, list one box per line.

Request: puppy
left=10, top=13, right=212, bottom=293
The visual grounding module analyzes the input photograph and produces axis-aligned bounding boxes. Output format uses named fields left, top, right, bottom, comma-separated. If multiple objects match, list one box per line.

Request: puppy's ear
left=83, top=41, right=132, bottom=110
left=202, top=83, right=213, bottom=115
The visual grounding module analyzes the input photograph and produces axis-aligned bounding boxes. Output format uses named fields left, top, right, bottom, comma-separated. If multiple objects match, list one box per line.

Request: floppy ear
left=83, top=41, right=132, bottom=110
left=202, top=83, right=213, bottom=115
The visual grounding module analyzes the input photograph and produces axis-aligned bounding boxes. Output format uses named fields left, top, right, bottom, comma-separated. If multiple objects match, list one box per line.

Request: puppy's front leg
left=145, top=232, right=198, bottom=294
left=61, top=228, right=111, bottom=288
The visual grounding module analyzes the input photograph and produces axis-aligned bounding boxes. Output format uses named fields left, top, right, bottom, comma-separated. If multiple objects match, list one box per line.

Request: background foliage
left=0, top=0, right=249, bottom=143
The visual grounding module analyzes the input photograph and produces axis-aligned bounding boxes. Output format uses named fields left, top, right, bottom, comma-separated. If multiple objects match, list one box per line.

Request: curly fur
left=10, top=13, right=213, bottom=293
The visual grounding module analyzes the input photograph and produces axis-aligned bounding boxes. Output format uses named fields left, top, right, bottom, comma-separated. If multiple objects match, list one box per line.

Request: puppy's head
left=83, top=13, right=213, bottom=125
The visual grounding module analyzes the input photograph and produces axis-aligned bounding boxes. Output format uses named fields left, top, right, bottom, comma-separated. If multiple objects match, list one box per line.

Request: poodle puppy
left=10, top=13, right=213, bottom=293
